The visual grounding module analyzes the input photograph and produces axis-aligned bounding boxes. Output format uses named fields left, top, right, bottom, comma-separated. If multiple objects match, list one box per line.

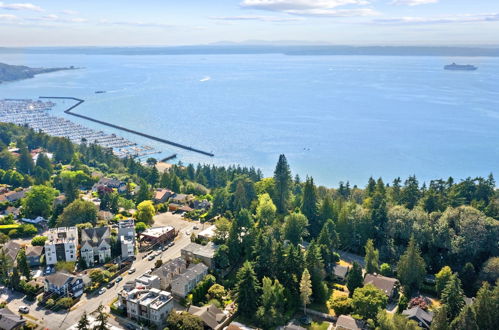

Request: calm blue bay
left=0, top=53, right=498, bottom=187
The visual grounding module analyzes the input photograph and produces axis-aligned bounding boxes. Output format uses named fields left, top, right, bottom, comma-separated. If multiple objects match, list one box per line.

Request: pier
left=39, top=96, right=214, bottom=157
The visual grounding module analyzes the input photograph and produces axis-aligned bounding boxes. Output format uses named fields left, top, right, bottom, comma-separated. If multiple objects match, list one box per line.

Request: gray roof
left=45, top=272, right=79, bottom=287
left=335, top=315, right=363, bottom=330
left=0, top=308, right=26, bottom=330
left=182, top=242, right=217, bottom=259
left=172, top=263, right=208, bottom=286
left=2, top=241, right=21, bottom=261
left=26, top=245, right=43, bottom=257
left=333, top=264, right=349, bottom=279
left=363, top=274, right=398, bottom=296
left=81, top=226, right=111, bottom=248
left=402, top=307, right=433, bottom=329
left=188, top=304, right=226, bottom=329
left=153, top=257, right=186, bottom=277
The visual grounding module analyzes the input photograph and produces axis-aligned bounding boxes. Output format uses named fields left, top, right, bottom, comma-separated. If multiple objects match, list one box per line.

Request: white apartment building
left=120, top=288, right=173, bottom=327
left=118, top=220, right=136, bottom=259
left=45, top=227, right=78, bottom=265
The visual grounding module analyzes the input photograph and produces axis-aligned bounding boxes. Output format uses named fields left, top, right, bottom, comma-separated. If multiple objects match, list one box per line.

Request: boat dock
left=0, top=99, right=155, bottom=158
left=39, top=96, right=215, bottom=157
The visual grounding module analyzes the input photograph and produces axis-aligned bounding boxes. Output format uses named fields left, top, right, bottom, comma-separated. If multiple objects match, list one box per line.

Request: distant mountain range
left=0, top=62, right=76, bottom=83
left=1, top=45, right=499, bottom=57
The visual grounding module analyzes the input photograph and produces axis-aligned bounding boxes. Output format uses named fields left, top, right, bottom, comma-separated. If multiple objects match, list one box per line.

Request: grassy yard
left=307, top=321, right=331, bottom=330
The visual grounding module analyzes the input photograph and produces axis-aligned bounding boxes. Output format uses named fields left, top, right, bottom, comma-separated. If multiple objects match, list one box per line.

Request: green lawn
left=307, top=321, right=330, bottom=330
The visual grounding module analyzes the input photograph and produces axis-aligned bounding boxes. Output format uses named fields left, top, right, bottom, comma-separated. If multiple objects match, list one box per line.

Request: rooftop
left=182, top=242, right=217, bottom=259
left=142, top=226, right=174, bottom=239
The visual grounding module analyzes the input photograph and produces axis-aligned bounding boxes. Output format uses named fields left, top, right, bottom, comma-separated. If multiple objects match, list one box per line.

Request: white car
left=98, top=288, right=106, bottom=295
left=128, top=268, right=136, bottom=274
left=18, top=306, right=29, bottom=314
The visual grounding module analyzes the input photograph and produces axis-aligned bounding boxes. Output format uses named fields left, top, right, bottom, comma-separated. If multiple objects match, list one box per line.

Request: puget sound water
left=0, top=52, right=498, bottom=187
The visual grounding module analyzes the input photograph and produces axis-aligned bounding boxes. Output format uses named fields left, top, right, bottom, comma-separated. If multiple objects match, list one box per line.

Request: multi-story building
left=118, top=220, right=136, bottom=259
left=152, top=257, right=187, bottom=290
left=171, top=263, right=208, bottom=298
left=135, top=274, right=161, bottom=290
left=80, top=227, right=112, bottom=266
left=119, top=288, right=173, bottom=327
left=44, top=272, right=84, bottom=298
left=181, top=242, right=218, bottom=268
left=44, top=227, right=78, bottom=265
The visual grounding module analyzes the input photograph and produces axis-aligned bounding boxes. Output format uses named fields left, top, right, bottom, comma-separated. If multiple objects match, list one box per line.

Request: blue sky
left=1, top=0, right=498, bottom=46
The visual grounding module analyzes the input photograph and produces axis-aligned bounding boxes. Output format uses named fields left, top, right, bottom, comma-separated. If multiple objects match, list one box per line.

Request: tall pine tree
left=273, top=154, right=292, bottom=213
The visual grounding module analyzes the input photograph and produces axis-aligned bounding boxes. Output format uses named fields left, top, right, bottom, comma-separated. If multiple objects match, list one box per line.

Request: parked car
left=115, top=276, right=123, bottom=282
left=128, top=268, right=136, bottom=274
left=18, top=306, right=29, bottom=314
left=193, top=225, right=199, bottom=230
left=162, top=245, right=169, bottom=251
left=148, top=254, right=155, bottom=261
left=98, top=288, right=106, bottom=295
left=168, top=242, right=174, bottom=247
left=107, top=282, right=115, bottom=289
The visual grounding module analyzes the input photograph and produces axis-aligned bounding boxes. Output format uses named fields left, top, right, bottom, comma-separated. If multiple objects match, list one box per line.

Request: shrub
left=31, top=235, right=47, bottom=246
left=330, top=295, right=353, bottom=316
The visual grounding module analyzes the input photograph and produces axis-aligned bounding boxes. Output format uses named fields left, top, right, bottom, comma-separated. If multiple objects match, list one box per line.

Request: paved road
left=6, top=215, right=198, bottom=329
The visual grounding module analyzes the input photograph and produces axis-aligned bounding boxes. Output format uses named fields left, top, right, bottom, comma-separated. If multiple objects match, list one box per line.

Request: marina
left=0, top=99, right=158, bottom=158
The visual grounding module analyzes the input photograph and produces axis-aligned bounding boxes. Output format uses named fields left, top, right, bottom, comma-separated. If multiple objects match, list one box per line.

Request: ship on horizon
left=444, top=63, right=478, bottom=71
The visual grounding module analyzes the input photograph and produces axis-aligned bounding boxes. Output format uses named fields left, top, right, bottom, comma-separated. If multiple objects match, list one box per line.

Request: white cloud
left=60, top=9, right=78, bottom=15
left=241, top=0, right=369, bottom=10
left=391, top=0, right=438, bottom=6
left=211, top=15, right=304, bottom=22
left=98, top=19, right=173, bottom=28
left=0, top=2, right=43, bottom=12
left=240, top=0, right=377, bottom=17
left=374, top=13, right=499, bottom=24
left=0, top=13, right=18, bottom=21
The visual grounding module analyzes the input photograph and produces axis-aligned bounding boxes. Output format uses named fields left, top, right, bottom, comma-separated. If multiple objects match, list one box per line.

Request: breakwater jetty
left=39, top=96, right=214, bottom=157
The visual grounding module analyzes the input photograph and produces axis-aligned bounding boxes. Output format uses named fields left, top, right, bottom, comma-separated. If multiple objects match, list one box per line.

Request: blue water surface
left=0, top=53, right=498, bottom=187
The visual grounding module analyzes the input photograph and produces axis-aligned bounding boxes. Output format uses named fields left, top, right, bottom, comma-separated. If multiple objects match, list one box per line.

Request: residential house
left=335, top=315, right=364, bottom=330
left=141, top=226, right=175, bottom=244
left=44, top=227, right=78, bottom=265
left=2, top=207, right=20, bottom=218
left=80, top=227, right=112, bottom=266
left=197, top=225, right=216, bottom=241
left=93, top=178, right=126, bottom=194
left=402, top=307, right=433, bottom=329
left=188, top=304, right=228, bottom=330
left=118, top=220, right=136, bottom=259
left=170, top=193, right=192, bottom=205
left=363, top=274, right=399, bottom=300
left=181, top=242, right=218, bottom=268
left=333, top=264, right=350, bottom=282
left=119, top=288, right=173, bottom=327
left=0, top=190, right=27, bottom=203
left=153, top=189, right=173, bottom=204
left=25, top=245, right=43, bottom=267
left=168, top=203, right=193, bottom=213
left=44, top=272, right=84, bottom=298
left=191, top=199, right=211, bottom=210
left=152, top=257, right=187, bottom=290
left=171, top=263, right=208, bottom=298
left=2, top=241, right=22, bottom=263
left=0, top=308, right=26, bottom=330
left=135, top=274, right=160, bottom=290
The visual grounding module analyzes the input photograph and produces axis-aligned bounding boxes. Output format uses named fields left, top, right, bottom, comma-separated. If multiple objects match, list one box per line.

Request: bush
left=56, top=297, right=74, bottom=309
left=31, top=235, right=47, bottom=246
left=46, top=298, right=55, bottom=308
left=330, top=295, right=353, bottom=316
left=20, top=224, right=38, bottom=236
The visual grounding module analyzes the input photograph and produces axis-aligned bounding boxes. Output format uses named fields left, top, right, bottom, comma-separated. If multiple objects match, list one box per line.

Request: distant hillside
left=0, top=62, right=75, bottom=83
left=1, top=45, right=499, bottom=57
